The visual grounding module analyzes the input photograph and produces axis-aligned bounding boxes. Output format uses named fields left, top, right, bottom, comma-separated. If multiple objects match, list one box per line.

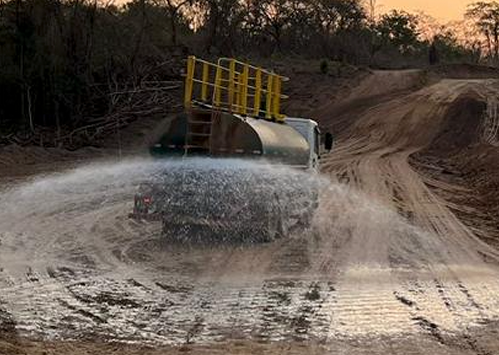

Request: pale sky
left=378, top=0, right=471, bottom=21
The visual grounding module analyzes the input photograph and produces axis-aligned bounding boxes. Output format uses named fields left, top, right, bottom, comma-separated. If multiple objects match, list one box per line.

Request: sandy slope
left=319, top=73, right=499, bottom=339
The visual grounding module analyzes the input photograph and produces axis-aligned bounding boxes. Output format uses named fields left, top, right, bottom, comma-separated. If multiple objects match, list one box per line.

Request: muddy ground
left=2, top=64, right=499, bottom=355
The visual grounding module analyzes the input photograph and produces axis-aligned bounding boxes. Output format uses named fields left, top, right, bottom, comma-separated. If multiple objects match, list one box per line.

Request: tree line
left=0, top=0, right=494, bottom=141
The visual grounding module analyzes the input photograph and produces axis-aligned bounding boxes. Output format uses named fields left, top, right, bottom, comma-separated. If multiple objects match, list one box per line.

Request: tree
left=314, top=0, right=366, bottom=34
left=197, top=0, right=243, bottom=54
left=153, top=0, right=191, bottom=45
left=376, top=10, right=419, bottom=53
left=309, top=0, right=367, bottom=60
left=416, top=11, right=446, bottom=42
left=259, top=0, right=293, bottom=53
left=466, top=1, right=499, bottom=61
left=367, top=0, right=376, bottom=22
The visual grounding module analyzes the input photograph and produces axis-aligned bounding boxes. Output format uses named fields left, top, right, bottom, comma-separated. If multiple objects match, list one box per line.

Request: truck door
left=312, top=126, right=320, bottom=171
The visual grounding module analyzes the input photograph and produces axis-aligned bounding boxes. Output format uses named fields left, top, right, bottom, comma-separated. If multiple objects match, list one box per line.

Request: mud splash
left=0, top=158, right=498, bottom=344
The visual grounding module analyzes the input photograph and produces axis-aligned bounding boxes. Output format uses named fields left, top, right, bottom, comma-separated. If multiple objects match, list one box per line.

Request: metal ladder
left=184, top=110, right=215, bottom=155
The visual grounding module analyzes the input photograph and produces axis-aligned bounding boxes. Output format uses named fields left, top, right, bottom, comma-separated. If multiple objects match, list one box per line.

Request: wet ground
left=0, top=158, right=498, bottom=351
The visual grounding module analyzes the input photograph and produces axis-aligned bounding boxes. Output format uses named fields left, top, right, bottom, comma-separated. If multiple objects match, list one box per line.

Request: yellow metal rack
left=183, top=56, right=288, bottom=122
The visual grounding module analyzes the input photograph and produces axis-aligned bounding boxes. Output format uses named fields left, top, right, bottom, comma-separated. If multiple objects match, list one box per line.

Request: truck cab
left=285, top=117, right=321, bottom=172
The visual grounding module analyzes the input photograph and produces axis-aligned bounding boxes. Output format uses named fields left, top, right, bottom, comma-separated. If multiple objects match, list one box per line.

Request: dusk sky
left=379, top=0, right=471, bottom=21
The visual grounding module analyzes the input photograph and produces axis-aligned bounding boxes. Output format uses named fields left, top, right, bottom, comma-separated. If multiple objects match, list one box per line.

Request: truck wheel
left=261, top=201, right=286, bottom=243
left=162, top=221, right=188, bottom=243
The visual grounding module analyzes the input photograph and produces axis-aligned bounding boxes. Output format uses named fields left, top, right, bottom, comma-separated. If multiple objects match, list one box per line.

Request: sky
left=378, top=0, right=471, bottom=21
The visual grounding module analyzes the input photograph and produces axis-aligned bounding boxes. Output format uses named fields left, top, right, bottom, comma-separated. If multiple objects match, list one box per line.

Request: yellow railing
left=184, top=56, right=288, bottom=122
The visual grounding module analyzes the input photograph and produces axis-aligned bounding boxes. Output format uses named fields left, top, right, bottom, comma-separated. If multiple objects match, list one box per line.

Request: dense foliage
left=0, top=0, right=483, bottom=138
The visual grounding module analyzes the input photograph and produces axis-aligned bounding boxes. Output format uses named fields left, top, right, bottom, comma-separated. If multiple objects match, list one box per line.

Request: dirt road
left=318, top=73, right=499, bottom=342
left=1, top=69, right=499, bottom=354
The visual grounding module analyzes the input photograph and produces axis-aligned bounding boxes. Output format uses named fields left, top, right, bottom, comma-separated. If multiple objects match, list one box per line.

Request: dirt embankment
left=312, top=65, right=499, bottom=252
left=410, top=85, right=499, bottom=250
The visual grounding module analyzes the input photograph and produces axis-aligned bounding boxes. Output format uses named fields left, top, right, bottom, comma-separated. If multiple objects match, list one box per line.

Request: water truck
left=131, top=57, right=333, bottom=242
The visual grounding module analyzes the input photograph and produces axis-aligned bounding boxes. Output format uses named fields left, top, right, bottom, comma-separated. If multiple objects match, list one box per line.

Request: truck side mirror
left=324, top=132, right=333, bottom=151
